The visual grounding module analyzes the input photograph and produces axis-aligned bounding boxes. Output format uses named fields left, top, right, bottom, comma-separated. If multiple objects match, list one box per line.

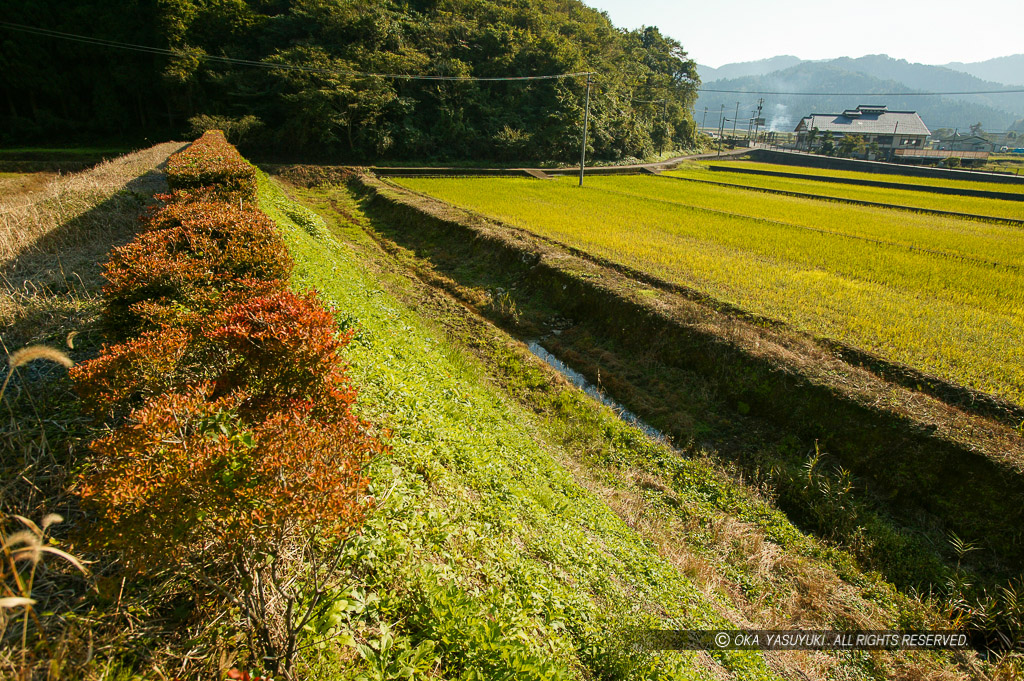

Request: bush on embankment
left=165, top=129, right=258, bottom=203
left=70, top=131, right=384, bottom=676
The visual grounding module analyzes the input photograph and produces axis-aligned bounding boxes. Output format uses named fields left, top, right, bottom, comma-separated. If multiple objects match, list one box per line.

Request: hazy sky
left=585, top=0, right=1024, bottom=68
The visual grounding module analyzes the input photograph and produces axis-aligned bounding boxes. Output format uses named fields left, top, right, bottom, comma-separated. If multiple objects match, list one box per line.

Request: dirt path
left=367, top=147, right=753, bottom=178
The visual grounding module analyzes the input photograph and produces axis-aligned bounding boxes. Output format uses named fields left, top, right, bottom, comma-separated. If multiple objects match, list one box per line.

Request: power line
left=6, top=21, right=1024, bottom=97
left=0, top=21, right=593, bottom=82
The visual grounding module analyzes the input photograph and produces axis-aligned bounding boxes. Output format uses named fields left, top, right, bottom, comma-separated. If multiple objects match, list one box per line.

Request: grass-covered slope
left=259, top=173, right=768, bottom=680
left=257, top=173, right=985, bottom=680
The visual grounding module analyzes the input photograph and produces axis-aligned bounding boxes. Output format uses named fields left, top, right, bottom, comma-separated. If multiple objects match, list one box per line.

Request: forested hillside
left=0, top=0, right=699, bottom=163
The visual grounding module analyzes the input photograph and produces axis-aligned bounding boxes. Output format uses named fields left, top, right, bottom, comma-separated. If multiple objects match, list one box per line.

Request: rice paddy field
left=664, top=165, right=1024, bottom=221
left=697, top=159, right=1024, bottom=195
left=394, top=173, right=1024, bottom=406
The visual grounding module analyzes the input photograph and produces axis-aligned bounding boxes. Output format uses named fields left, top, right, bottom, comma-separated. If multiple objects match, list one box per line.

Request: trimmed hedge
left=102, top=199, right=293, bottom=331
left=74, top=135, right=382, bottom=574
left=166, top=129, right=258, bottom=202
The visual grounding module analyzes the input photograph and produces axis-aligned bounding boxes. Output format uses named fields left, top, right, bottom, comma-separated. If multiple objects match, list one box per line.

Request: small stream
left=526, top=340, right=669, bottom=443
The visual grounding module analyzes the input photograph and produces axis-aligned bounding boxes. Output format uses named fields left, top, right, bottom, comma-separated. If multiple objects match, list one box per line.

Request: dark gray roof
left=936, top=134, right=990, bottom=143
left=796, top=105, right=930, bottom=136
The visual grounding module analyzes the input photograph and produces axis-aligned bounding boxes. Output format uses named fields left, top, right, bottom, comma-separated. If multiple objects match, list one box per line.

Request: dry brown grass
left=1, top=144, right=183, bottom=262
left=0, top=172, right=58, bottom=199
left=0, top=144, right=190, bottom=679
left=0, top=143, right=184, bottom=351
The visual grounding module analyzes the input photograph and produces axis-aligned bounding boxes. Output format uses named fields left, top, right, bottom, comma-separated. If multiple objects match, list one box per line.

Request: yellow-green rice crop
left=591, top=176, right=1024, bottom=265
left=395, top=175, right=1024, bottom=406
left=700, top=160, right=1024, bottom=195
left=665, top=166, right=1024, bottom=221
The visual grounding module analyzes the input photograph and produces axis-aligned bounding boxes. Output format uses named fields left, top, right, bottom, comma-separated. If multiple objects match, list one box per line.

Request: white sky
left=585, top=0, right=1024, bottom=68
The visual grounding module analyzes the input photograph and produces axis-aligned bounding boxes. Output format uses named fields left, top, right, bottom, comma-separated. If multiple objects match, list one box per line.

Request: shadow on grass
left=1, top=162, right=169, bottom=518
left=1, top=165, right=167, bottom=351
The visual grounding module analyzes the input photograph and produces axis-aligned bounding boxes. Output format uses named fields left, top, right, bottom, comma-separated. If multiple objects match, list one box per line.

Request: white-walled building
left=795, top=105, right=930, bottom=159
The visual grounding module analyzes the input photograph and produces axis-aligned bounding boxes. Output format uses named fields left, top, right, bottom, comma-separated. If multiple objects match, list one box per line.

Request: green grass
left=665, top=165, right=1024, bottom=221
left=258, top=172, right=784, bottom=680
left=701, top=160, right=1024, bottom=195
left=251, top=171, right=996, bottom=679
left=393, top=175, right=1024, bottom=406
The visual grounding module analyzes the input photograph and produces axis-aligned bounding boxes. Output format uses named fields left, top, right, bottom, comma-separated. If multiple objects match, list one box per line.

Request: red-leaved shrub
left=102, top=201, right=292, bottom=330
left=78, top=384, right=379, bottom=563
left=74, top=290, right=354, bottom=421
left=75, top=131, right=382, bottom=675
left=166, top=130, right=257, bottom=202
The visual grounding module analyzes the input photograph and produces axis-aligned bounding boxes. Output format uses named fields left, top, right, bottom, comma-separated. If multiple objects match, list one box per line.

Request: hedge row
left=165, top=129, right=258, bottom=202
left=73, top=132, right=382, bottom=569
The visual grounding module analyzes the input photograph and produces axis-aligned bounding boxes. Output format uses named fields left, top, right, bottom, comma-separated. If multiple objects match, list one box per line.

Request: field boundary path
left=748, top=147, right=1024, bottom=184
left=368, top=147, right=750, bottom=178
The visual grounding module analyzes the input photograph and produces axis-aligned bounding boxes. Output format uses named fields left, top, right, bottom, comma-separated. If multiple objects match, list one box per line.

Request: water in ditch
left=526, top=340, right=669, bottom=443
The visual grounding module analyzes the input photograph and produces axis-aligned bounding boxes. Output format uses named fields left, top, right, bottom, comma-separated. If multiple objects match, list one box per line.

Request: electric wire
left=6, top=21, right=1024, bottom=97
left=0, top=21, right=593, bottom=81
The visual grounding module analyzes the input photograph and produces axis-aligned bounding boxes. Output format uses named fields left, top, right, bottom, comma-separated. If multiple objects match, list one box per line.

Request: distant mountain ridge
left=696, top=54, right=1024, bottom=133
left=697, top=56, right=803, bottom=82
left=944, top=55, right=1024, bottom=86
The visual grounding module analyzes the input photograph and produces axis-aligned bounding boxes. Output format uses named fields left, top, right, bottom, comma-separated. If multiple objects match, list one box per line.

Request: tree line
left=0, top=0, right=701, bottom=164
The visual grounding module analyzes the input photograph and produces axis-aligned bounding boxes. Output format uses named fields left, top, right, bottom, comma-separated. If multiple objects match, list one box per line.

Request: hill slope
left=697, top=56, right=803, bottom=82
left=0, top=0, right=698, bottom=163
left=945, top=54, right=1024, bottom=86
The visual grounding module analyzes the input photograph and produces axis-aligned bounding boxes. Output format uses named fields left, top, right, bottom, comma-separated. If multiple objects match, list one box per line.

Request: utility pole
left=578, top=73, right=593, bottom=187
left=661, top=99, right=668, bottom=156
left=701, top=106, right=708, bottom=134
left=752, top=98, right=764, bottom=145
left=732, top=101, right=739, bottom=139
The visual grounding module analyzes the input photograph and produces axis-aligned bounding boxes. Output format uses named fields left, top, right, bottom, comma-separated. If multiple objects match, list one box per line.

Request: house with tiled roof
left=794, top=105, right=930, bottom=160
left=935, top=133, right=995, bottom=152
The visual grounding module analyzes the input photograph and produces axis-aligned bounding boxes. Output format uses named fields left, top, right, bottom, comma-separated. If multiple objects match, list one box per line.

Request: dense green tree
left=836, top=133, right=864, bottom=158
left=0, top=0, right=700, bottom=163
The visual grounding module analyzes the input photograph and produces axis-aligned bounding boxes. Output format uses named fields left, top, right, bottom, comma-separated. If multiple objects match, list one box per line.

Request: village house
left=794, top=105, right=930, bottom=160
left=935, top=133, right=995, bottom=152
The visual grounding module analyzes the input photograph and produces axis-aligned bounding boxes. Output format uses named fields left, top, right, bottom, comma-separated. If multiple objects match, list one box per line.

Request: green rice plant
left=396, top=175, right=1024, bottom=405
left=705, top=160, right=1024, bottom=195
left=579, top=175, right=1024, bottom=268
left=665, top=166, right=1024, bottom=221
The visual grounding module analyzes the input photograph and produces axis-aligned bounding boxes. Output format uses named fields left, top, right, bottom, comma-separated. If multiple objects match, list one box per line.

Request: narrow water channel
left=526, top=340, right=669, bottom=443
